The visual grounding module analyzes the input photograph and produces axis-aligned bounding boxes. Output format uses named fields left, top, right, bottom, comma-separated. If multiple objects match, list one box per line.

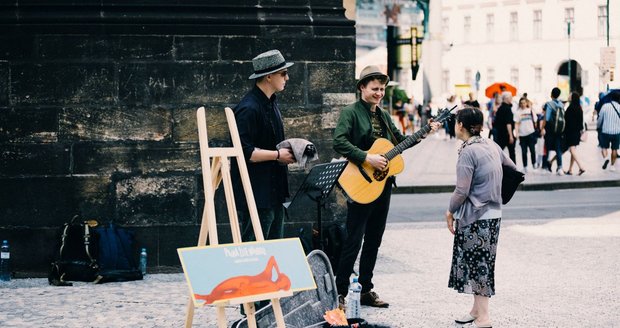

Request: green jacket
left=333, top=100, right=407, bottom=165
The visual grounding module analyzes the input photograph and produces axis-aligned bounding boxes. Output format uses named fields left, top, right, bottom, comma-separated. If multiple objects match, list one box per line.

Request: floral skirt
left=448, top=218, right=501, bottom=297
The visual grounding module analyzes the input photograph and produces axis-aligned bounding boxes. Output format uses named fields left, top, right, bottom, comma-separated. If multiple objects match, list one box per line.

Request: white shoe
left=556, top=169, right=564, bottom=176
left=611, top=165, right=617, bottom=172
left=523, top=167, right=529, bottom=173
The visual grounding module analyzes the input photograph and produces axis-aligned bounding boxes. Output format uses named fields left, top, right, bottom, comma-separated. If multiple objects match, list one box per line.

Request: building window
left=442, top=70, right=450, bottom=93
left=534, top=67, right=542, bottom=92
left=533, top=10, right=542, bottom=40
left=486, top=14, right=495, bottom=42
left=464, top=16, right=471, bottom=44
left=598, top=5, right=608, bottom=37
left=510, top=67, right=519, bottom=88
left=442, top=17, right=450, bottom=40
left=509, top=12, right=518, bottom=41
left=465, top=68, right=472, bottom=85
left=487, top=68, right=495, bottom=86
left=564, top=7, right=575, bottom=38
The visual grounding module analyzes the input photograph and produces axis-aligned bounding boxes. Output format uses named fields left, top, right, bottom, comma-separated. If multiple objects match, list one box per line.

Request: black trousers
left=519, top=134, right=537, bottom=168
left=336, top=181, right=392, bottom=296
left=494, top=137, right=516, bottom=164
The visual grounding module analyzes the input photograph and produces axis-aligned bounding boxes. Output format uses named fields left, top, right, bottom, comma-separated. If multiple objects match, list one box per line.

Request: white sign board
left=601, top=47, right=616, bottom=69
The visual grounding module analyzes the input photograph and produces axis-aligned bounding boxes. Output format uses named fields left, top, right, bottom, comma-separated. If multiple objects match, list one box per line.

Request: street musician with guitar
left=332, top=65, right=443, bottom=310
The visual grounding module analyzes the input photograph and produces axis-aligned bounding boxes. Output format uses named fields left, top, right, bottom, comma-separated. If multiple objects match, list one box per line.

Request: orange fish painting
left=194, top=256, right=291, bottom=304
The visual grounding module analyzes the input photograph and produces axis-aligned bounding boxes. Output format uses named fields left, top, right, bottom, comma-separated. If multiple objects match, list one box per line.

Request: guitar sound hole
left=373, top=168, right=389, bottom=181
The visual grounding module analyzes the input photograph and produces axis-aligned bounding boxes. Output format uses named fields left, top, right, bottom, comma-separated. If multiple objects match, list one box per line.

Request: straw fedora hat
left=248, top=50, right=294, bottom=80
left=356, top=65, right=389, bottom=90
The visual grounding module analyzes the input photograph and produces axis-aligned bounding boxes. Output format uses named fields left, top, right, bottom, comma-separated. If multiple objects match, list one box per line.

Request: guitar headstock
left=431, top=105, right=458, bottom=123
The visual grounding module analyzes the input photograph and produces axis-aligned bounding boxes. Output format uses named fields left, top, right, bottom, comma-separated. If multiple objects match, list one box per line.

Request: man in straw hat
left=333, top=65, right=440, bottom=310
left=231, top=49, right=296, bottom=247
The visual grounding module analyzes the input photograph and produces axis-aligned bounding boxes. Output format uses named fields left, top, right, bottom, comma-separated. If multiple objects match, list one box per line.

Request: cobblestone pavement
left=2, top=211, right=619, bottom=327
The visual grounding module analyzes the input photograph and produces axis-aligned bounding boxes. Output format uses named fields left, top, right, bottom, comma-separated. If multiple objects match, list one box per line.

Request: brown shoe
left=338, top=294, right=346, bottom=311
left=360, top=290, right=389, bottom=308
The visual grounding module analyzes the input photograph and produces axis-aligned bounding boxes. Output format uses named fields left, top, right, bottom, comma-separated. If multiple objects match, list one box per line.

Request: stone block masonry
left=0, top=1, right=355, bottom=276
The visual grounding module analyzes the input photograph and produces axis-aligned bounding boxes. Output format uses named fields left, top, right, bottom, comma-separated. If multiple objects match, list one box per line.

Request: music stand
left=284, top=161, right=348, bottom=250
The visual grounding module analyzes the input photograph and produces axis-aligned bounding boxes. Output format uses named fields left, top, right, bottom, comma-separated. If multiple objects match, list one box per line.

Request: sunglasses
left=277, top=70, right=288, bottom=77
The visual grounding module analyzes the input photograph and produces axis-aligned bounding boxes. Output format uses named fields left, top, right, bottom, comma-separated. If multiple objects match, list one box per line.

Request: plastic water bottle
left=346, top=276, right=362, bottom=319
left=139, top=248, right=147, bottom=276
left=0, top=240, right=10, bottom=282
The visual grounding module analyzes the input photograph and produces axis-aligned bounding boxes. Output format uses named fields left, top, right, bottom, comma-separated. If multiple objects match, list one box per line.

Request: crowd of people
left=427, top=87, right=620, bottom=176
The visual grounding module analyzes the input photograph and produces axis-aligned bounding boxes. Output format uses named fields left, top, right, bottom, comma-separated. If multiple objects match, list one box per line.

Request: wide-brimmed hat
left=356, top=65, right=389, bottom=90
left=248, top=50, right=294, bottom=80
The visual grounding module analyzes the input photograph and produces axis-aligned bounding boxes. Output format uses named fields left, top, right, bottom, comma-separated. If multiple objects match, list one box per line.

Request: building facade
left=440, top=0, right=619, bottom=107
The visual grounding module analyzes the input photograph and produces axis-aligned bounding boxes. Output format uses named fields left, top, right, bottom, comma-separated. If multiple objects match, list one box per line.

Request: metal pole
left=567, top=21, right=571, bottom=94
left=606, top=0, right=610, bottom=91
left=607, top=0, right=610, bottom=47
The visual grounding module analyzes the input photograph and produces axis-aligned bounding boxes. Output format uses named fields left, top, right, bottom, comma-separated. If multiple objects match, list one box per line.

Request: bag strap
left=611, top=102, right=620, bottom=120
left=83, top=223, right=96, bottom=267
left=376, top=109, right=400, bottom=144
left=60, top=215, right=97, bottom=267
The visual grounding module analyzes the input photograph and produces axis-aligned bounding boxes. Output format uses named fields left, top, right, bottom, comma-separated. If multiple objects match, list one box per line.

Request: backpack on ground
left=49, top=216, right=143, bottom=286
left=93, top=223, right=143, bottom=283
left=49, top=215, right=101, bottom=286
left=545, top=100, right=565, bottom=134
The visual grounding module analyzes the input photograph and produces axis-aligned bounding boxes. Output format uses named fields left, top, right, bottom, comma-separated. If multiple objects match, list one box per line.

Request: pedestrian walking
left=486, top=92, right=501, bottom=140
left=493, top=93, right=516, bottom=163
left=514, top=97, right=537, bottom=172
left=564, top=92, right=586, bottom=175
left=446, top=107, right=517, bottom=328
left=541, top=87, right=566, bottom=175
left=597, top=91, right=620, bottom=171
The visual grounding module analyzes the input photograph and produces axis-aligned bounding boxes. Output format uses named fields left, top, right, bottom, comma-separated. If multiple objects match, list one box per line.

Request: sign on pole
left=600, top=47, right=616, bottom=70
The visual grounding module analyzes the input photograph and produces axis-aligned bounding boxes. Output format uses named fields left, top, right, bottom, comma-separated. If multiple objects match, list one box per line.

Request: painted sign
left=178, top=238, right=316, bottom=307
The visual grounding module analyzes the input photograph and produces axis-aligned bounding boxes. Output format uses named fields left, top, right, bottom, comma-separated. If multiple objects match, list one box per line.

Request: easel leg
left=185, top=299, right=195, bottom=328
left=243, top=303, right=257, bottom=328
left=271, top=298, right=286, bottom=328
left=216, top=306, right=227, bottom=328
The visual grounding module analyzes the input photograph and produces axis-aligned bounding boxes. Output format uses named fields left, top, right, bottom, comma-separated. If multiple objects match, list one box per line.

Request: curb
left=392, top=179, right=620, bottom=194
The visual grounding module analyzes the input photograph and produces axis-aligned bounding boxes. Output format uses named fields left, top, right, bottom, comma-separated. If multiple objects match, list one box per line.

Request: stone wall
left=0, top=1, right=356, bottom=275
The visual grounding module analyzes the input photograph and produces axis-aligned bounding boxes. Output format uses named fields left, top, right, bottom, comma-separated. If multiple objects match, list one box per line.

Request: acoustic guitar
left=338, top=106, right=457, bottom=204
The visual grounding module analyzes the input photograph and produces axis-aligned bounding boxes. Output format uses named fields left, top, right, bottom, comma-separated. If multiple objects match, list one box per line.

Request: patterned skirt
left=448, top=218, right=501, bottom=297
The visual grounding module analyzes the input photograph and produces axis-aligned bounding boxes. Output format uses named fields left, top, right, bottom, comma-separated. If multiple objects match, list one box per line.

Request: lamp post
left=606, top=0, right=610, bottom=91
left=565, top=17, right=574, bottom=94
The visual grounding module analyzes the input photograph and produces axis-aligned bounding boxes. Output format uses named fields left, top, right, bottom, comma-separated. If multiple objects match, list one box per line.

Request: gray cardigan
left=449, top=137, right=517, bottom=228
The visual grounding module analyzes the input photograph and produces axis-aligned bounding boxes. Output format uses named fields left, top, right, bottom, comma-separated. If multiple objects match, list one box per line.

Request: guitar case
left=234, top=250, right=338, bottom=328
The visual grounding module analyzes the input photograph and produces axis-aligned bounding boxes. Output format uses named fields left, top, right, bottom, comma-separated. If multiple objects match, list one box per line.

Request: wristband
left=276, top=149, right=280, bottom=161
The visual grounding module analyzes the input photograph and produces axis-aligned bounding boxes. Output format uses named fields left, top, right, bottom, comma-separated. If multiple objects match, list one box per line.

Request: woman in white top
left=514, top=97, right=538, bottom=172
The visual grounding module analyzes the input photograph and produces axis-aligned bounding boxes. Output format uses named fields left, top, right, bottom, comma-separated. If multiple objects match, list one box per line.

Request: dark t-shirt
left=494, top=103, right=514, bottom=142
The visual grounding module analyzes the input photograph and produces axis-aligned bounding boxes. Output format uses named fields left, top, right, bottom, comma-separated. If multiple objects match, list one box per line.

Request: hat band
left=254, top=61, right=287, bottom=75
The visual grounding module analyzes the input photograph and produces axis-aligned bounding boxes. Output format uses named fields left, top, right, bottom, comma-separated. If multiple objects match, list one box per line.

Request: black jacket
left=231, top=85, right=289, bottom=210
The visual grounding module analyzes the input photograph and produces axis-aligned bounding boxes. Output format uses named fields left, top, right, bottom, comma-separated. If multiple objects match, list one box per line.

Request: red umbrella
left=485, top=82, right=517, bottom=98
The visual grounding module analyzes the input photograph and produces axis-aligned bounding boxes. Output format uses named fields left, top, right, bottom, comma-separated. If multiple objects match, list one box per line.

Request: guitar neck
left=384, top=124, right=433, bottom=160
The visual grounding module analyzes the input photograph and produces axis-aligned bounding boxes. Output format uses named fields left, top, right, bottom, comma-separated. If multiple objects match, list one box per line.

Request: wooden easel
left=184, top=107, right=289, bottom=328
